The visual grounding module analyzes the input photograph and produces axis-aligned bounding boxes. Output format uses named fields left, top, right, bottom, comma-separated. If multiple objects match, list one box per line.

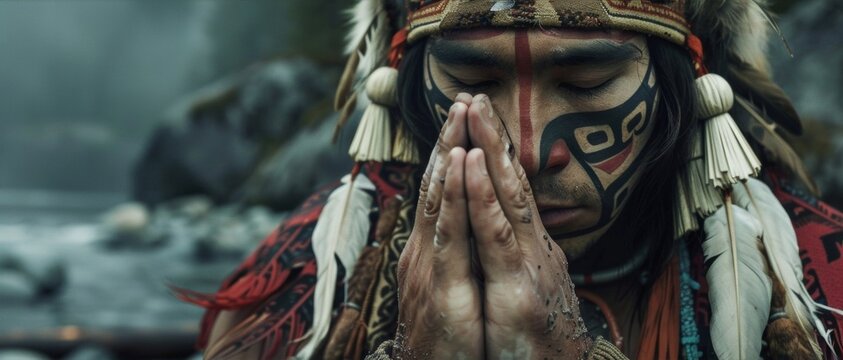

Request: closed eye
left=444, top=72, right=500, bottom=93
left=558, top=77, right=616, bottom=99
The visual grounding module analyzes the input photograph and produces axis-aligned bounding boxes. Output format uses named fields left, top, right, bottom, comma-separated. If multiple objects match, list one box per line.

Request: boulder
left=132, top=58, right=338, bottom=209
left=62, top=346, right=115, bottom=360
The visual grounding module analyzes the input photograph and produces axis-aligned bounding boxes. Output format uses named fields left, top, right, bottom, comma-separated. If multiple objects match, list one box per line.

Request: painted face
left=424, top=29, right=657, bottom=259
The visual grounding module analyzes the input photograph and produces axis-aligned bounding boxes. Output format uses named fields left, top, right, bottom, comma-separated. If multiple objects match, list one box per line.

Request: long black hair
left=395, top=35, right=698, bottom=282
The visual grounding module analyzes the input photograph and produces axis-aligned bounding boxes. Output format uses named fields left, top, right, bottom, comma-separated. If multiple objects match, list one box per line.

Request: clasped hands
left=396, top=94, right=591, bottom=359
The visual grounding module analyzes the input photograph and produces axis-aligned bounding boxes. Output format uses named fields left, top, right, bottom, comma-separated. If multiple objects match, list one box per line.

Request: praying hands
left=396, top=93, right=592, bottom=359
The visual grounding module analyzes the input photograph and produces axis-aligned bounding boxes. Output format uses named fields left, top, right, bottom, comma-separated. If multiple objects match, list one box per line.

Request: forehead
left=428, top=29, right=645, bottom=68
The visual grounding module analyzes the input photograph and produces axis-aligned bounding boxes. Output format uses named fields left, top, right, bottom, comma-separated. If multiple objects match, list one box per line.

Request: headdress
left=315, top=0, right=836, bottom=359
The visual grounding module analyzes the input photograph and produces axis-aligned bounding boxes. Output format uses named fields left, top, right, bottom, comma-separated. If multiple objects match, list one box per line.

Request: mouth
left=537, top=205, right=586, bottom=232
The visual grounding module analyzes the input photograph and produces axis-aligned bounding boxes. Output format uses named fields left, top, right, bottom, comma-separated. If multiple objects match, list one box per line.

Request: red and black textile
left=769, top=172, right=843, bottom=355
left=174, top=162, right=417, bottom=358
left=173, top=183, right=339, bottom=358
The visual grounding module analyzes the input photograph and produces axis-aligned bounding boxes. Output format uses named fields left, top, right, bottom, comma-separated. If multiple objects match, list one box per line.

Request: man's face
left=423, top=29, right=657, bottom=259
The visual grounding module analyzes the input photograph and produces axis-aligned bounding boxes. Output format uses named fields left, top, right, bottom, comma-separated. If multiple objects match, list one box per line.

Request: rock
left=132, top=58, right=336, bottom=209
left=62, top=346, right=116, bottom=360
left=171, top=196, right=213, bottom=220
left=0, top=272, right=36, bottom=301
left=100, top=202, right=159, bottom=249
left=192, top=204, right=286, bottom=261
left=0, top=251, right=66, bottom=300
left=235, top=113, right=353, bottom=209
left=103, top=202, right=149, bottom=234
left=131, top=120, right=260, bottom=206
left=0, top=349, right=50, bottom=360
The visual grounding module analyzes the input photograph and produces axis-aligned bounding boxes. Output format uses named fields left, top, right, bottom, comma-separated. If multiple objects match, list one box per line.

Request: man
left=176, top=0, right=843, bottom=359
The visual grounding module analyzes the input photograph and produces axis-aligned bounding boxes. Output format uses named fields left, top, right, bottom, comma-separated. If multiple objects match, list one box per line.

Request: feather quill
left=731, top=95, right=818, bottom=194
left=733, top=179, right=832, bottom=358
left=703, top=203, right=772, bottom=360
left=295, top=174, right=374, bottom=358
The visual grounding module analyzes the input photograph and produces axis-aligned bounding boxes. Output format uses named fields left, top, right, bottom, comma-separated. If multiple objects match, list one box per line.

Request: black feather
left=726, top=58, right=803, bottom=135
left=731, top=95, right=818, bottom=195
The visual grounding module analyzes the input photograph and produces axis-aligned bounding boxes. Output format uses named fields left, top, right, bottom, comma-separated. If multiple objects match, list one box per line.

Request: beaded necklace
left=679, top=238, right=702, bottom=359
left=570, top=245, right=650, bottom=286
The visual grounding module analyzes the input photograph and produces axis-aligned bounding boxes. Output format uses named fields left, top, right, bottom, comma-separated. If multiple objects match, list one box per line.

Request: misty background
left=0, top=0, right=839, bottom=359
left=0, top=0, right=343, bottom=194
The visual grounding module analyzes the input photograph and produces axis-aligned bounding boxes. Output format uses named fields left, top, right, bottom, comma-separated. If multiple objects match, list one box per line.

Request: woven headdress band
left=405, top=0, right=690, bottom=45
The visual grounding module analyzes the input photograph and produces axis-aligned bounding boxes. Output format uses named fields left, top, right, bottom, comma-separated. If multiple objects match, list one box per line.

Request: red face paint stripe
left=515, top=31, right=535, bottom=173
left=594, top=143, right=633, bottom=174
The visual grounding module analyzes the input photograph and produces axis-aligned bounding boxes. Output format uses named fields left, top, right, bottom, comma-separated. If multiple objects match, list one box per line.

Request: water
left=0, top=189, right=241, bottom=356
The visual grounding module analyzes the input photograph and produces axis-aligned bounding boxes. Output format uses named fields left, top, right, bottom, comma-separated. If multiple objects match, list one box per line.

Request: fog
left=0, top=0, right=342, bottom=194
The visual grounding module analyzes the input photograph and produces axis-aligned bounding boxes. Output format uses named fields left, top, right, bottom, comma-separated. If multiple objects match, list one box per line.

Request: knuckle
left=519, top=208, right=533, bottom=224
left=481, top=187, right=498, bottom=206
left=419, top=174, right=431, bottom=194
left=490, top=221, right=514, bottom=245
left=424, top=196, right=440, bottom=217
left=435, top=133, right=453, bottom=153
left=441, top=182, right=461, bottom=204
left=434, top=221, right=452, bottom=243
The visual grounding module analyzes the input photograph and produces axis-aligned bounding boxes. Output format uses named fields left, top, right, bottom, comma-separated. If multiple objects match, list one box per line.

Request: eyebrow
left=429, top=40, right=509, bottom=68
left=539, top=41, right=643, bottom=68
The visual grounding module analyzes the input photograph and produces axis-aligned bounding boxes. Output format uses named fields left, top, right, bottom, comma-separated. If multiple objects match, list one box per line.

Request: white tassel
left=688, top=130, right=723, bottom=217
left=696, top=73, right=761, bottom=189
left=703, top=203, right=772, bottom=360
left=349, top=67, right=397, bottom=162
left=295, top=174, right=375, bottom=358
left=392, top=122, right=420, bottom=164
left=734, top=179, right=838, bottom=358
left=673, top=175, right=698, bottom=239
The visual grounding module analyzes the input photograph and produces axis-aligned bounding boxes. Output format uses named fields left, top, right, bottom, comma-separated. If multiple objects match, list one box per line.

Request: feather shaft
left=724, top=192, right=744, bottom=358
left=703, top=204, right=771, bottom=360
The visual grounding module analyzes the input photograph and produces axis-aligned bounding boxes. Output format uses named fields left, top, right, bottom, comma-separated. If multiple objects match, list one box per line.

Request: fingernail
left=482, top=96, right=493, bottom=118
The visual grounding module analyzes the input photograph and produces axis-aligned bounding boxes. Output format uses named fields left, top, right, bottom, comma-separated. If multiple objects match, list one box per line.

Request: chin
left=547, top=214, right=615, bottom=260
left=552, top=234, right=600, bottom=260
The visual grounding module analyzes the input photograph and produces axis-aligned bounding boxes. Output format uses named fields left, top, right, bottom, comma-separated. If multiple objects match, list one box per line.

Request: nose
left=542, top=138, right=572, bottom=174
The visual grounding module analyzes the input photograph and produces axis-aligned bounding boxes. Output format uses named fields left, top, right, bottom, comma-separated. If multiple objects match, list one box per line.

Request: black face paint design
left=423, top=52, right=455, bottom=128
left=539, top=64, right=657, bottom=237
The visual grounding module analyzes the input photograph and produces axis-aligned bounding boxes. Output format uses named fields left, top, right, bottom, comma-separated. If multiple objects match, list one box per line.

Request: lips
left=538, top=205, right=586, bottom=231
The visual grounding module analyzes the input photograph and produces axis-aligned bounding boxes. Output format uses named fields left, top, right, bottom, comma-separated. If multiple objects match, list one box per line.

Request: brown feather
left=731, top=96, right=818, bottom=195
left=765, top=277, right=817, bottom=360
left=333, top=92, right=359, bottom=143
left=727, top=60, right=802, bottom=135
left=335, top=50, right=361, bottom=111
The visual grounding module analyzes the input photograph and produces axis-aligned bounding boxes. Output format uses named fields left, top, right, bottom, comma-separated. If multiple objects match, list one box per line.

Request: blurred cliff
left=0, top=0, right=840, bottom=359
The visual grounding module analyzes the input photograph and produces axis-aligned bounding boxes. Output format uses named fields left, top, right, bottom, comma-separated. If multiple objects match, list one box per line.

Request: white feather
left=345, top=0, right=391, bottom=80
left=295, top=174, right=374, bottom=359
left=733, top=179, right=835, bottom=357
left=703, top=204, right=772, bottom=360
